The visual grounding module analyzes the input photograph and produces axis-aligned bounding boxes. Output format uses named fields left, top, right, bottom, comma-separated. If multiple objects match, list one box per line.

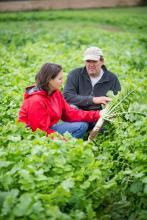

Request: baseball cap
left=83, top=47, right=103, bottom=61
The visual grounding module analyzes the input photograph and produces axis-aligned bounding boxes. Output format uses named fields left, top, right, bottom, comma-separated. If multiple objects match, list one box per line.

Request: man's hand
left=93, top=96, right=111, bottom=105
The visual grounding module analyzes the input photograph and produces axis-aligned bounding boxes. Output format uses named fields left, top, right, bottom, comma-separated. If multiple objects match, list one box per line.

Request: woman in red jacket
left=19, top=63, right=102, bottom=138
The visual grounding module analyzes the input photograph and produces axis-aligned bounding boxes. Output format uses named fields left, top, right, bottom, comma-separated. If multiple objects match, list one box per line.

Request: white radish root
left=88, top=117, right=104, bottom=141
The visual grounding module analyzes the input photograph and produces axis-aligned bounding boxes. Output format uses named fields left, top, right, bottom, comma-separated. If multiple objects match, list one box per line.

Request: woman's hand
left=50, top=132, right=68, bottom=142
left=99, top=109, right=105, bottom=118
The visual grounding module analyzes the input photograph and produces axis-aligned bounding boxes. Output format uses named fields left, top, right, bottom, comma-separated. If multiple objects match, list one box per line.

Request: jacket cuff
left=95, top=111, right=100, bottom=121
left=86, top=96, right=93, bottom=105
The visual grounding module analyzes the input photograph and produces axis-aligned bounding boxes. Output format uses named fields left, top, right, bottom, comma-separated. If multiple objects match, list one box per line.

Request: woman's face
left=48, top=71, right=63, bottom=91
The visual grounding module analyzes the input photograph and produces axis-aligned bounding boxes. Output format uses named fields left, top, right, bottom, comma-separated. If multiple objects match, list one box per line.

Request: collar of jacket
left=84, top=65, right=110, bottom=83
left=25, top=85, right=57, bottom=98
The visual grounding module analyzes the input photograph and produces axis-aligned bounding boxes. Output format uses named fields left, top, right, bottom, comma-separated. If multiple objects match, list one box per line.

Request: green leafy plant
left=88, top=87, right=147, bottom=140
left=0, top=7, right=147, bottom=220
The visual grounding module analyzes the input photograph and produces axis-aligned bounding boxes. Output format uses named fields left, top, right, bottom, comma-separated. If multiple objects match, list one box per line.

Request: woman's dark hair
left=35, top=63, right=62, bottom=92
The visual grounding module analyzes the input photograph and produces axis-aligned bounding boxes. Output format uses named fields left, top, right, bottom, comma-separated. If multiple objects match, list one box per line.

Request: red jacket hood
left=24, top=85, right=56, bottom=99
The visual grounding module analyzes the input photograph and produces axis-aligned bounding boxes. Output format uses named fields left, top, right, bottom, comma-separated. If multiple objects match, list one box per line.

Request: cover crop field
left=0, top=7, right=147, bottom=220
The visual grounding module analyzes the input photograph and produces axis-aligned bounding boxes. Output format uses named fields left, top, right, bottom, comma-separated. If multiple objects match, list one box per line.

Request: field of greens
left=0, top=7, right=147, bottom=220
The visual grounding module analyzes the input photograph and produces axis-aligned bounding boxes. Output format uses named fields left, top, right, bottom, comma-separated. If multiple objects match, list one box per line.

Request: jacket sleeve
left=111, top=75, right=121, bottom=95
left=60, top=93, right=100, bottom=122
left=63, top=70, right=93, bottom=107
left=21, top=100, right=55, bottom=135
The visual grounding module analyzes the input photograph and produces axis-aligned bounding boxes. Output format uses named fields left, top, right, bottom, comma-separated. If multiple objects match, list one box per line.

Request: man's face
left=85, top=60, right=103, bottom=77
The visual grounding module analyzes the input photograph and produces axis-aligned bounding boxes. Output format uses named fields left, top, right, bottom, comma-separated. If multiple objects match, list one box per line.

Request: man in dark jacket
left=63, top=46, right=121, bottom=111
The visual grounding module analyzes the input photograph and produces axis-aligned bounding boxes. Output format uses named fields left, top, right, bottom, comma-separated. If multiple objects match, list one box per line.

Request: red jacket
left=19, top=86, right=100, bottom=135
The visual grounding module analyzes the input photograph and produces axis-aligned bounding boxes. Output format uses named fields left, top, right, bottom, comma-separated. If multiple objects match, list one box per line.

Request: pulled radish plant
left=88, top=88, right=146, bottom=141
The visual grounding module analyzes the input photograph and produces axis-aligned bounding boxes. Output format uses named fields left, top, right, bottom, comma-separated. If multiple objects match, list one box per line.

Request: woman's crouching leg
left=51, top=122, right=88, bottom=138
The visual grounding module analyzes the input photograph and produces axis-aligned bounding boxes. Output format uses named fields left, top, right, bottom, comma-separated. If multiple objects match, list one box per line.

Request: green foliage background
left=0, top=7, right=147, bottom=220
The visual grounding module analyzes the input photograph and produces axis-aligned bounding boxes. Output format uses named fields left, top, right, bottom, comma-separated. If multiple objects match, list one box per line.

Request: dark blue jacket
left=63, top=66, right=121, bottom=110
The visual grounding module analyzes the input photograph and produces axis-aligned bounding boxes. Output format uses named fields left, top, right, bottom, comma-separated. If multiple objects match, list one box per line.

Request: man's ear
left=100, top=59, right=104, bottom=65
left=100, top=56, right=104, bottom=63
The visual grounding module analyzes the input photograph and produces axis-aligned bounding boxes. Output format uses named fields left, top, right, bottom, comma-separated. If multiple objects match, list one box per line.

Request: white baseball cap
left=83, top=47, right=103, bottom=61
